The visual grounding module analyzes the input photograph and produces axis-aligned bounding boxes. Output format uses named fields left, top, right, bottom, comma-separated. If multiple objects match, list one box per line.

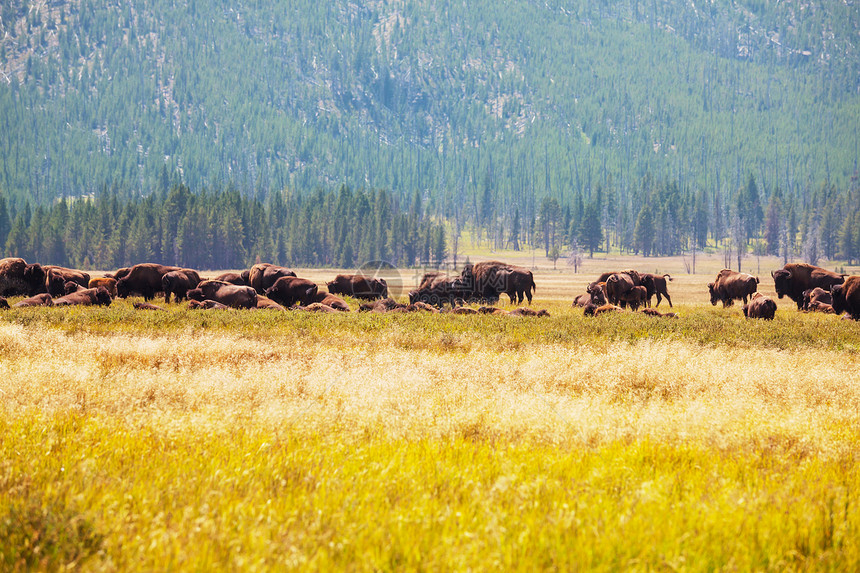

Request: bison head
left=23, top=263, right=46, bottom=293
left=831, top=284, right=846, bottom=315
left=116, top=277, right=132, bottom=298
left=187, top=287, right=205, bottom=302
left=771, top=269, right=792, bottom=298
left=708, top=282, right=719, bottom=306
left=95, top=286, right=112, bottom=307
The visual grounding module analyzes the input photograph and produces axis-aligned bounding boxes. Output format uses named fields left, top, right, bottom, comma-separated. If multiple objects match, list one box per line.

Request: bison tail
left=755, top=276, right=760, bottom=284
left=663, top=274, right=673, bottom=281
left=530, top=277, right=536, bottom=293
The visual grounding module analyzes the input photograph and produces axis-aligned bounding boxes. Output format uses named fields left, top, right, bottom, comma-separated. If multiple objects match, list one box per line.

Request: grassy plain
left=2, top=255, right=860, bottom=570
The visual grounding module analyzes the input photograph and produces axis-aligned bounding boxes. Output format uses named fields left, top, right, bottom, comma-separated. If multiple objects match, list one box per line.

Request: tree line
left=0, top=185, right=447, bottom=270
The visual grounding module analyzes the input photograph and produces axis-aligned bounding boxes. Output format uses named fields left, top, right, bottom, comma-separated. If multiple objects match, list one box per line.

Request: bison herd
left=0, top=256, right=859, bottom=321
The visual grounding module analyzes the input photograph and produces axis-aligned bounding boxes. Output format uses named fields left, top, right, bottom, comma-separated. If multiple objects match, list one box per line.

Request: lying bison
left=772, top=263, right=844, bottom=310
left=264, top=277, right=318, bottom=307
left=0, top=257, right=35, bottom=296
left=708, top=269, right=759, bottom=307
left=801, top=287, right=833, bottom=312
left=188, top=280, right=257, bottom=309
left=326, top=274, right=388, bottom=300
left=743, top=292, right=777, bottom=320
left=213, top=272, right=248, bottom=286
left=831, top=276, right=860, bottom=320
left=44, top=266, right=91, bottom=297
left=13, top=293, right=53, bottom=307
left=248, top=263, right=297, bottom=294
left=53, top=287, right=112, bottom=307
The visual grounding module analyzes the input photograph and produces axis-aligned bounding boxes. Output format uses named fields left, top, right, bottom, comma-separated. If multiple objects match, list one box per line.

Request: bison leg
left=525, top=289, right=532, bottom=304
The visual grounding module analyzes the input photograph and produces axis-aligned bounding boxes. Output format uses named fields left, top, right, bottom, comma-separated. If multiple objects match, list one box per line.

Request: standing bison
left=641, top=273, right=673, bottom=308
left=459, top=261, right=535, bottom=304
left=161, top=269, right=202, bottom=303
left=743, top=293, right=777, bottom=320
left=326, top=274, right=388, bottom=300
left=772, top=263, right=845, bottom=310
left=188, top=280, right=257, bottom=309
left=116, top=264, right=182, bottom=301
left=408, top=274, right=470, bottom=308
left=831, top=276, right=860, bottom=320
left=708, top=269, right=759, bottom=307
left=0, top=257, right=31, bottom=296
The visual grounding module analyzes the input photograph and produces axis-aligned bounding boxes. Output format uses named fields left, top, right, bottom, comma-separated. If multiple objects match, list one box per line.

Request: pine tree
left=578, top=201, right=603, bottom=258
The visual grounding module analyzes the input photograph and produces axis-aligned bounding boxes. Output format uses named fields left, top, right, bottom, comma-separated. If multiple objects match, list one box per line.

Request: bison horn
left=771, top=270, right=775, bottom=278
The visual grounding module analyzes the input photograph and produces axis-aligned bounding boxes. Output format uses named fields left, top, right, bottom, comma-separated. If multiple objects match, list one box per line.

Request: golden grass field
left=2, top=253, right=860, bottom=570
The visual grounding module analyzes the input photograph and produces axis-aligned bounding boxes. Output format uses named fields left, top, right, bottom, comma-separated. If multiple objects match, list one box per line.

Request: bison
left=188, top=299, right=230, bottom=310
left=248, top=263, right=297, bottom=294
left=604, top=272, right=638, bottom=307
left=88, top=277, right=118, bottom=297
left=831, top=276, right=860, bottom=320
left=116, top=263, right=182, bottom=301
left=308, top=292, right=350, bottom=312
left=188, top=280, right=257, bottom=309
left=53, top=287, right=112, bottom=307
left=254, top=296, right=286, bottom=311
left=708, top=269, right=759, bottom=307
left=0, top=257, right=32, bottom=296
left=13, top=293, right=53, bottom=307
left=772, top=263, right=845, bottom=310
left=0, top=296, right=8, bottom=310
left=459, top=261, right=535, bottom=304
left=641, top=308, right=679, bottom=318
left=618, top=285, right=648, bottom=312
left=326, top=274, right=388, bottom=300
left=44, top=266, right=91, bottom=297
left=743, top=292, right=777, bottom=320
left=133, top=301, right=167, bottom=311
left=641, top=273, right=673, bottom=308
left=264, top=276, right=318, bottom=308
left=801, top=287, right=833, bottom=312
left=212, top=272, right=248, bottom=286
left=408, top=274, right=470, bottom=308
left=161, top=269, right=202, bottom=303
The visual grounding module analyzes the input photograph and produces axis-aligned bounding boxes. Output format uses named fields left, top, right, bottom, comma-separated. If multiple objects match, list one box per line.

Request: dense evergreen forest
left=1, top=0, right=859, bottom=268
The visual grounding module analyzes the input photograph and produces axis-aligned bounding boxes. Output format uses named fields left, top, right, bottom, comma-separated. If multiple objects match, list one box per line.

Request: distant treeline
left=1, top=171, right=859, bottom=270
left=0, top=185, right=447, bottom=270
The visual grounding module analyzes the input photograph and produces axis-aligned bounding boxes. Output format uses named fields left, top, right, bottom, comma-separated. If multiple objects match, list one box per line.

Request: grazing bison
left=831, top=276, right=860, bottom=320
left=743, top=292, right=777, bottom=320
left=460, top=261, right=535, bottom=304
left=308, top=292, right=350, bottom=312
left=88, top=277, right=118, bottom=297
left=161, top=269, right=202, bottom=303
left=264, top=277, right=318, bottom=308
left=772, top=263, right=845, bottom=310
left=326, top=274, right=388, bottom=300
left=248, top=264, right=297, bottom=294
left=708, top=269, right=759, bottom=307
left=801, top=287, right=833, bottom=312
left=44, top=266, right=91, bottom=297
left=116, top=263, right=182, bottom=301
left=188, top=280, right=257, bottom=309
left=213, top=272, right=248, bottom=286
left=13, top=293, right=53, bottom=307
left=53, top=287, right=112, bottom=307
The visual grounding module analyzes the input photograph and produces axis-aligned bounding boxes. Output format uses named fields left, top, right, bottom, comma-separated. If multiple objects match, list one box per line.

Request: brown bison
left=801, top=287, right=833, bottom=312
left=188, top=280, right=257, bottom=309
left=743, top=292, right=777, bottom=320
left=188, top=299, right=230, bottom=310
left=13, top=293, right=53, bottom=307
left=63, top=281, right=86, bottom=294
left=641, top=273, right=673, bottom=308
left=591, top=304, right=624, bottom=316
left=161, top=269, right=202, bottom=303
left=44, top=266, right=91, bottom=297
left=308, top=292, right=350, bottom=312
left=254, top=296, right=286, bottom=311
left=831, top=276, right=860, bottom=320
left=459, top=261, right=535, bottom=304
left=618, top=285, right=648, bottom=312
left=358, top=298, right=405, bottom=313
left=604, top=272, right=638, bottom=307
left=708, top=269, right=759, bottom=307
left=264, top=276, right=318, bottom=307
left=116, top=264, right=182, bottom=301
left=88, top=277, right=118, bottom=297
left=133, top=301, right=167, bottom=311
left=0, top=257, right=34, bottom=296
left=508, top=307, right=550, bottom=317
left=641, top=308, right=679, bottom=318
left=53, top=287, right=112, bottom=307
left=0, top=296, right=8, bottom=309
left=213, top=272, right=248, bottom=286
left=408, top=274, right=470, bottom=308
left=248, top=263, right=297, bottom=294
left=772, top=263, right=845, bottom=310
left=326, top=274, right=388, bottom=300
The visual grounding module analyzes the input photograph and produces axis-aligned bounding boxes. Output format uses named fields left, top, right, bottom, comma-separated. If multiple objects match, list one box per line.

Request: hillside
left=1, top=0, right=859, bottom=266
